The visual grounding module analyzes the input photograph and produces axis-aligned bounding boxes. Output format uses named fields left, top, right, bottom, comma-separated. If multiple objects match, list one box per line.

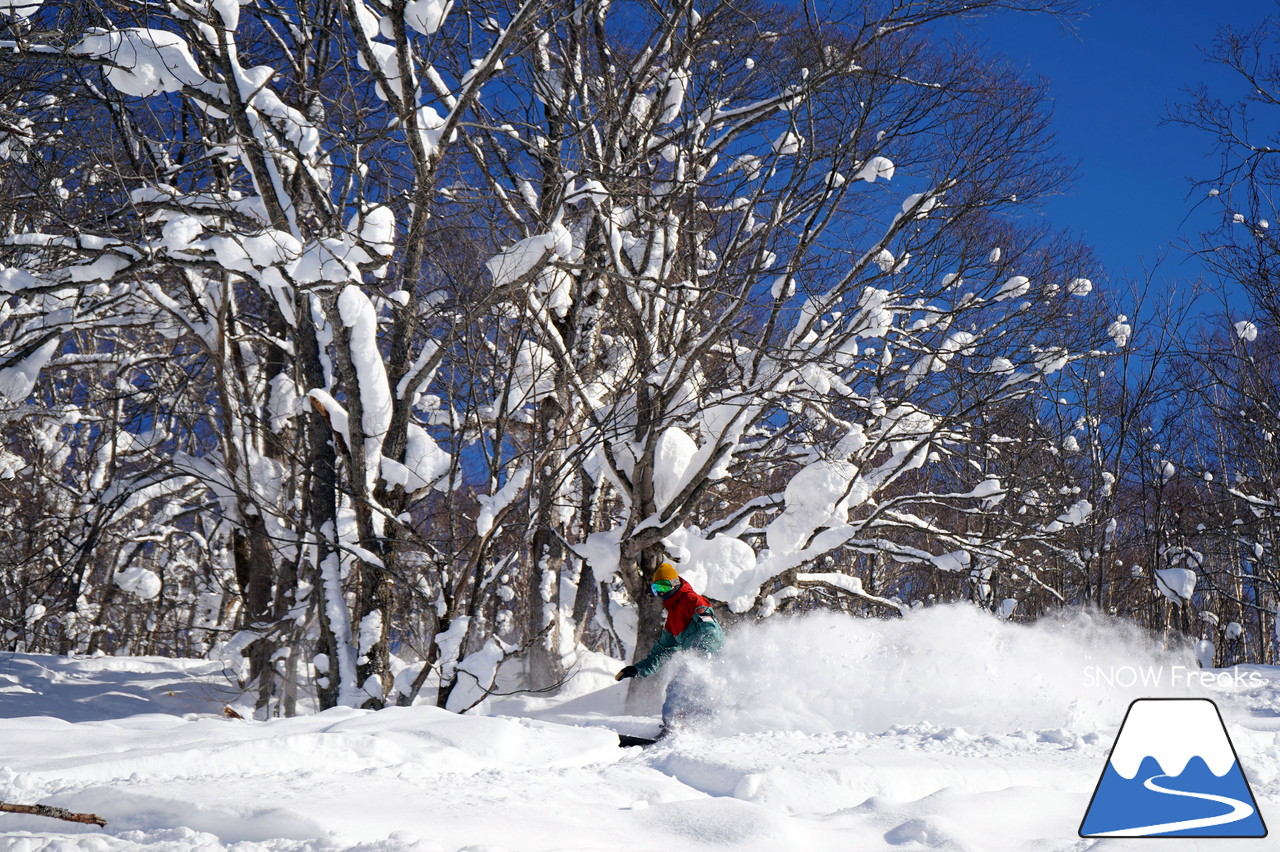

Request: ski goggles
left=650, top=579, right=677, bottom=596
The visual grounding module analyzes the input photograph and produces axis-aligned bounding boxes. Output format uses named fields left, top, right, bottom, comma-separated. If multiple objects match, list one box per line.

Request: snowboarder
left=615, top=562, right=725, bottom=735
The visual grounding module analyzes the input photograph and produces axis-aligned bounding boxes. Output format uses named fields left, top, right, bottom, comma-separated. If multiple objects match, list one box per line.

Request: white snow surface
left=765, top=458, right=862, bottom=558
left=872, top=248, right=896, bottom=273
left=772, top=130, right=803, bottom=155
left=351, top=205, right=395, bottom=258
left=574, top=527, right=623, bottom=580
left=485, top=224, right=571, bottom=288
left=5, top=606, right=1280, bottom=851
left=380, top=423, right=449, bottom=494
left=210, top=0, right=240, bottom=30
left=658, top=67, right=689, bottom=124
left=900, top=192, right=938, bottom=218
left=1055, top=498, right=1092, bottom=527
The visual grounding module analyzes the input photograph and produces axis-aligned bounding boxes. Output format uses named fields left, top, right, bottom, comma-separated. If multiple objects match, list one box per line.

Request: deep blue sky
left=955, top=2, right=1273, bottom=285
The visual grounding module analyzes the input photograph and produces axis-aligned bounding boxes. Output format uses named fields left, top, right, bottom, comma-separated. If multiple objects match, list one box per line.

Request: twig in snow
left=0, top=801, right=107, bottom=828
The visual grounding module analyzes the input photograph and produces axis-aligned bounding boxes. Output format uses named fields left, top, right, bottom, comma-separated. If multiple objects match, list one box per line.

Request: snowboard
left=618, top=733, right=661, bottom=747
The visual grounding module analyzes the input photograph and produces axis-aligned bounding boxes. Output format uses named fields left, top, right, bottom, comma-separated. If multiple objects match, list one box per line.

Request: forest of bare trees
left=3, top=0, right=1280, bottom=718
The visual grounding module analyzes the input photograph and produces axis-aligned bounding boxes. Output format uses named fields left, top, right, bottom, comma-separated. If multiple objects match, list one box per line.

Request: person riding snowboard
left=615, top=562, right=725, bottom=730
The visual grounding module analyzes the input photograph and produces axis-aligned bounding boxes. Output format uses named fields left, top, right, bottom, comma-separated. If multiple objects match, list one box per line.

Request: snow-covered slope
left=3, top=605, right=1279, bottom=851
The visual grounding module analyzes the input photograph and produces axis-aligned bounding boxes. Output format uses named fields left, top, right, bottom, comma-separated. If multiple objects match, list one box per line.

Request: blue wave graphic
left=1081, top=755, right=1266, bottom=837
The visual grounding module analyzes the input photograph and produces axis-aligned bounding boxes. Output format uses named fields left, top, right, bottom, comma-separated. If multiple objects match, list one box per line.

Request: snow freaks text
left=1083, top=666, right=1265, bottom=690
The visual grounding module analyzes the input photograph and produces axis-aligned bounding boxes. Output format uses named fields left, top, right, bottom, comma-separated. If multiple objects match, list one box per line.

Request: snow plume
left=681, top=605, right=1199, bottom=737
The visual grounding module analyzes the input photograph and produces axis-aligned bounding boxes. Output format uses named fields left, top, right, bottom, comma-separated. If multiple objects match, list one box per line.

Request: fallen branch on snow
left=0, top=801, right=107, bottom=827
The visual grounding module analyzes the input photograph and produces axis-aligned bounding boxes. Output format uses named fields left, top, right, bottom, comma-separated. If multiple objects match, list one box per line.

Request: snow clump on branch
left=75, top=29, right=207, bottom=98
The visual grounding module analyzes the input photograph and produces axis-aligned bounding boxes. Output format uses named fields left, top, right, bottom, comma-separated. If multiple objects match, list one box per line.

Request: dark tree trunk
left=626, top=547, right=667, bottom=714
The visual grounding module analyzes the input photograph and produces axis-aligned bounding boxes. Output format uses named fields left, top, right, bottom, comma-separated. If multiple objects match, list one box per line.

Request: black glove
left=615, top=665, right=638, bottom=681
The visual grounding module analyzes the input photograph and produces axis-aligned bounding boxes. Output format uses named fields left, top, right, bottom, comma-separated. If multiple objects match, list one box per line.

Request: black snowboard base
left=618, top=733, right=661, bottom=747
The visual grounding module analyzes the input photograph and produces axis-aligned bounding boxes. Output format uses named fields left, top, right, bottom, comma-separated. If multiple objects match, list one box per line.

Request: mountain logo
left=1079, top=698, right=1267, bottom=838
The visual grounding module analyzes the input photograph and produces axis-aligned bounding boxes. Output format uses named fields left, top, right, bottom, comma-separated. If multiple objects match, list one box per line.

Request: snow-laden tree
left=0, top=0, right=1116, bottom=712
left=1164, top=11, right=1280, bottom=663
left=1159, top=321, right=1280, bottom=663
left=464, top=0, right=1109, bottom=691
left=0, top=0, right=549, bottom=711
left=1009, top=279, right=1199, bottom=625
left=0, top=36, right=233, bottom=661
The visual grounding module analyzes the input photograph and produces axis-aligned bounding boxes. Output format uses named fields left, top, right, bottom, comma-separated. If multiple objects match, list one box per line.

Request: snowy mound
left=0, top=653, right=240, bottom=722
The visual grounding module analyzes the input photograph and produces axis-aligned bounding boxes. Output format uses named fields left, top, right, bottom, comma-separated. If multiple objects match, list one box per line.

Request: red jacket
left=662, top=580, right=711, bottom=638
left=634, top=579, right=724, bottom=677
